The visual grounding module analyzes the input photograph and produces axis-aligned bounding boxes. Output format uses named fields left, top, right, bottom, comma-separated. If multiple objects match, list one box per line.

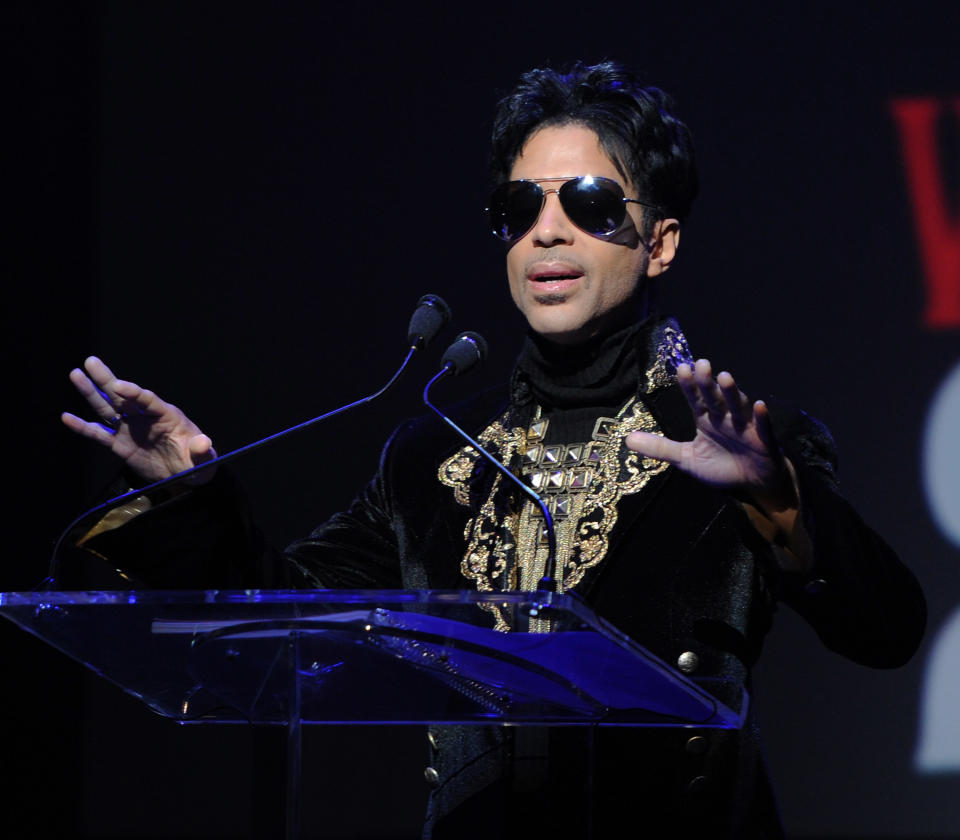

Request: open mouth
left=531, top=272, right=582, bottom=282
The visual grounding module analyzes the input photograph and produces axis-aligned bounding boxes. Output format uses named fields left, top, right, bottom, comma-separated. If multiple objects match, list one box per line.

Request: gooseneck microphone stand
left=421, top=331, right=559, bottom=593
left=45, top=294, right=452, bottom=589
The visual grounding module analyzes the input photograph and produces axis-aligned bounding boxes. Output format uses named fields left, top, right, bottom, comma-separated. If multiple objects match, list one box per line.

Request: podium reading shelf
left=0, top=589, right=746, bottom=837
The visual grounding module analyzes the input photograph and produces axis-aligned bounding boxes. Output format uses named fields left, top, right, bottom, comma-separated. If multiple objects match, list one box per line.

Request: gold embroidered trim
left=646, top=322, right=693, bottom=392
left=439, top=416, right=527, bottom=594
left=437, top=320, right=691, bottom=631
left=76, top=495, right=154, bottom=546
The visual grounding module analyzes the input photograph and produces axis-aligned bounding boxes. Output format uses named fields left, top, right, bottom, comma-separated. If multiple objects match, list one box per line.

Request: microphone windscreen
left=407, top=294, right=451, bottom=348
left=441, top=331, right=488, bottom=376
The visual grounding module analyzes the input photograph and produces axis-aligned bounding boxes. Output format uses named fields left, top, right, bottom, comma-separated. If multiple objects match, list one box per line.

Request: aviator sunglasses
left=486, top=175, right=660, bottom=242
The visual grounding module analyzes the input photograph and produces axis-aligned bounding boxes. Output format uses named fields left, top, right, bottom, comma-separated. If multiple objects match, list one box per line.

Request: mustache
left=523, top=253, right=586, bottom=275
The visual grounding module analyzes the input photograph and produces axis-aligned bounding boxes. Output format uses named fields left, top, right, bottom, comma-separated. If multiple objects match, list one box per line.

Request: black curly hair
left=490, top=61, right=698, bottom=227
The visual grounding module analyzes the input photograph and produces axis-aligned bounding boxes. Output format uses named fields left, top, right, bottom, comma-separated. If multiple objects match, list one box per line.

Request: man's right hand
left=61, top=356, right=217, bottom=484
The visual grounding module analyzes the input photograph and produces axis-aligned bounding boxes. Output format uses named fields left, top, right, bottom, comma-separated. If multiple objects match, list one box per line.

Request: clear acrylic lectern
left=0, top=589, right=745, bottom=837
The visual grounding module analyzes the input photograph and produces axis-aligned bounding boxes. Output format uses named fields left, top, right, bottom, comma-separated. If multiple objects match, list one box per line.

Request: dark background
left=7, top=2, right=960, bottom=837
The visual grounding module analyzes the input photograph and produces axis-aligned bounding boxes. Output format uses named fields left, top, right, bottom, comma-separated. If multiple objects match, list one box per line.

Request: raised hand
left=61, top=356, right=216, bottom=484
left=626, top=359, right=796, bottom=508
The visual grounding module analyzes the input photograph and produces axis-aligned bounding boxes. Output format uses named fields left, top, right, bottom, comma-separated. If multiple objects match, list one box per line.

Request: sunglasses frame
left=486, top=175, right=662, bottom=242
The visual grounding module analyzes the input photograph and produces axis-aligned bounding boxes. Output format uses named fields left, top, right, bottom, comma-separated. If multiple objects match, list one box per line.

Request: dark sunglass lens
left=488, top=182, right=543, bottom=241
left=560, top=177, right=626, bottom=235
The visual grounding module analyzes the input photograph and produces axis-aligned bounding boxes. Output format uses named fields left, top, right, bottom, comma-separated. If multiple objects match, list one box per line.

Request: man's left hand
left=626, top=359, right=797, bottom=510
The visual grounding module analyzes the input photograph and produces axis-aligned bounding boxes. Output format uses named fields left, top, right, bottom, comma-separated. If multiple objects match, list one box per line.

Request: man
left=63, top=62, right=925, bottom=838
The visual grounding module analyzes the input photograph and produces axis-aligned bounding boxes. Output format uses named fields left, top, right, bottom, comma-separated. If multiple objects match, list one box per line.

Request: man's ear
left=645, top=218, right=680, bottom=277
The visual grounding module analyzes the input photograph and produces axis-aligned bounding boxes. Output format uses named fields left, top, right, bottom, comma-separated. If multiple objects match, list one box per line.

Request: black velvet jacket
left=79, top=319, right=926, bottom=839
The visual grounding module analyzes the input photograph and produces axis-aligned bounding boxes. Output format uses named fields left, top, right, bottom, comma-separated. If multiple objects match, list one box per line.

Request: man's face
left=505, top=123, right=667, bottom=344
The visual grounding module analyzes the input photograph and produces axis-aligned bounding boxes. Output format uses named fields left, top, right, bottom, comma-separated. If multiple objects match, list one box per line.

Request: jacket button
left=677, top=651, right=699, bottom=673
left=424, top=766, right=440, bottom=788
left=687, top=775, right=709, bottom=794
left=427, top=730, right=439, bottom=751
left=685, top=735, right=708, bottom=756
left=804, top=578, right=828, bottom=595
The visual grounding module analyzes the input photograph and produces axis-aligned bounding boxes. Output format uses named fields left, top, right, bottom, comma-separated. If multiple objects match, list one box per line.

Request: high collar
left=511, top=315, right=693, bottom=411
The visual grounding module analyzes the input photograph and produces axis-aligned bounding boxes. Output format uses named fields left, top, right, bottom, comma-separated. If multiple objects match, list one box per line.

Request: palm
left=106, top=399, right=204, bottom=480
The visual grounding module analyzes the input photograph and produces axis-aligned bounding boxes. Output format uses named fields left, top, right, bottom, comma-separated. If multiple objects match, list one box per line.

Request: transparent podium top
left=0, top=589, right=745, bottom=728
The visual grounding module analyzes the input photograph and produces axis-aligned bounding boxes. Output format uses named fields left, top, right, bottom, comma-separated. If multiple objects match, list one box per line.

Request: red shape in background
left=890, top=98, right=960, bottom=328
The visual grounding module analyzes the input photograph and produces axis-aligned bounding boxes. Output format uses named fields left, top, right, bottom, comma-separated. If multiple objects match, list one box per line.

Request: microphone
left=46, top=293, right=452, bottom=588
left=439, top=331, right=488, bottom=376
left=407, top=294, right=452, bottom=350
left=422, top=333, right=559, bottom=594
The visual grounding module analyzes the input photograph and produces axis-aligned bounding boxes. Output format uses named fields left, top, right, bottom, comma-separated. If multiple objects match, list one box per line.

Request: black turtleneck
left=510, top=317, right=662, bottom=444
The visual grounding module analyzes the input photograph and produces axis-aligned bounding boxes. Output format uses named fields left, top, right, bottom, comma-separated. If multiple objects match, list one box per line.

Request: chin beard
left=531, top=291, right=570, bottom=305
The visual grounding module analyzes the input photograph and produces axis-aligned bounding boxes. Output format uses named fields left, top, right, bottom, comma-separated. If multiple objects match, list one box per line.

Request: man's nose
left=530, top=190, right=574, bottom=246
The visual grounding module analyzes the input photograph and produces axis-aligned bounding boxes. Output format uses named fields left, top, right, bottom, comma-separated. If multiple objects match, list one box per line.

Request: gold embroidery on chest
left=437, top=320, right=692, bottom=631
left=439, top=417, right=526, bottom=591
left=438, top=398, right=668, bottom=631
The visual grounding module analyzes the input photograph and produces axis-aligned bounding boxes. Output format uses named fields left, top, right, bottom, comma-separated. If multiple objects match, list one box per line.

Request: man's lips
left=526, top=262, right=585, bottom=288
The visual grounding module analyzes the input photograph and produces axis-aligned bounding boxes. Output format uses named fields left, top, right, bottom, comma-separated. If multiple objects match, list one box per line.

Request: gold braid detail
left=439, top=415, right=526, bottom=595
left=437, top=320, right=691, bottom=631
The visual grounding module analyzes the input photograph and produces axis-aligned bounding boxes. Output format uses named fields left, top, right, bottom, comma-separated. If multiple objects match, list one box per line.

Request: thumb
left=189, top=433, right=216, bottom=461
left=625, top=431, right=682, bottom=465
left=185, top=434, right=218, bottom=485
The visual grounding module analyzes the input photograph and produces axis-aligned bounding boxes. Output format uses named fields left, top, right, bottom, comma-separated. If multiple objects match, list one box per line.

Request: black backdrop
left=8, top=2, right=960, bottom=837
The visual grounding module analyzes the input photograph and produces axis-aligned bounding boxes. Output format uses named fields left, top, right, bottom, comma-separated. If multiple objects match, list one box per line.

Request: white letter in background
left=917, top=359, right=960, bottom=772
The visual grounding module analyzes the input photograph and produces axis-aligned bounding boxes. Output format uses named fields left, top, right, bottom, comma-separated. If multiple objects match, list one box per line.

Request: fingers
left=752, top=399, right=777, bottom=452
left=82, top=356, right=134, bottom=414
left=69, top=361, right=121, bottom=424
left=112, top=381, right=175, bottom=420
left=63, top=358, right=132, bottom=447
left=81, top=355, right=119, bottom=389
left=69, top=356, right=176, bottom=426
left=678, top=359, right=752, bottom=429
left=676, top=360, right=722, bottom=421
left=717, top=370, right=751, bottom=431
left=69, top=356, right=138, bottom=423
left=60, top=410, right=117, bottom=444
left=693, top=359, right=726, bottom=423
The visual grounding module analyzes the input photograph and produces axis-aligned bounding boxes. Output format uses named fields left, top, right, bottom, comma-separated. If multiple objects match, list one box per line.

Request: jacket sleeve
left=772, top=407, right=926, bottom=668
left=281, top=432, right=405, bottom=589
left=71, top=426, right=409, bottom=592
